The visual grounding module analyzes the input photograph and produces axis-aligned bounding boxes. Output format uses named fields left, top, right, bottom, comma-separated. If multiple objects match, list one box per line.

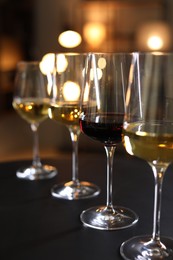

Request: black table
left=1, top=148, right=173, bottom=260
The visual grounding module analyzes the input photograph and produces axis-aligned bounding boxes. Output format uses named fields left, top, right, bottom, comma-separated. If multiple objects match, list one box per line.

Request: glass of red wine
left=79, top=52, right=138, bottom=230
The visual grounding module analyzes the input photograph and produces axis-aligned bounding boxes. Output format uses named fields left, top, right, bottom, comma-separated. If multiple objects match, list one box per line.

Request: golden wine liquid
left=123, top=122, right=173, bottom=164
left=13, top=98, right=50, bottom=124
left=49, top=103, right=80, bottom=129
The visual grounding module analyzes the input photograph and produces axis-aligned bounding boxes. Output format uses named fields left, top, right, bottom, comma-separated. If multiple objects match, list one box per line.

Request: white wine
left=123, top=122, right=173, bottom=164
left=13, top=98, right=50, bottom=124
left=49, top=103, right=80, bottom=128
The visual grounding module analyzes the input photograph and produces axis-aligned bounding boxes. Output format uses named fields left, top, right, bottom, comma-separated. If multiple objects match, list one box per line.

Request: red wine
left=79, top=113, right=123, bottom=146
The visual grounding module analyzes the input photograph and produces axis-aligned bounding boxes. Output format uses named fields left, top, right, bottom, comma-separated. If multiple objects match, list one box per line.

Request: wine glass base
left=120, top=235, right=173, bottom=259
left=80, top=205, right=138, bottom=230
left=16, top=165, right=57, bottom=180
left=51, top=181, right=100, bottom=200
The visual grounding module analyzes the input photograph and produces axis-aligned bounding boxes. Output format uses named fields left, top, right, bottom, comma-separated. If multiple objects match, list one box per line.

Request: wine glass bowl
left=12, top=61, right=57, bottom=180
left=48, top=53, right=100, bottom=200
left=120, top=52, right=173, bottom=259
left=79, top=52, right=138, bottom=230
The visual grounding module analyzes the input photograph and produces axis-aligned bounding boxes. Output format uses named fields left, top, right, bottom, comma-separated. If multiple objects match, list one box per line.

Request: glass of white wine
left=120, top=52, right=173, bottom=259
left=48, top=53, right=100, bottom=200
left=12, top=61, right=57, bottom=180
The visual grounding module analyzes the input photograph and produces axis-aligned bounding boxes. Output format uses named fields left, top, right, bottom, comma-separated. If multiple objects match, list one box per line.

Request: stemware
left=120, top=52, right=173, bottom=259
left=79, top=52, right=138, bottom=230
left=48, top=53, right=100, bottom=200
left=12, top=61, right=57, bottom=180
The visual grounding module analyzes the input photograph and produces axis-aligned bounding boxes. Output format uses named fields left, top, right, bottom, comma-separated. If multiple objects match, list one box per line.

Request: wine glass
left=120, top=52, right=173, bottom=259
left=12, top=61, right=57, bottom=180
left=48, top=53, right=100, bottom=200
left=79, top=52, right=138, bottom=230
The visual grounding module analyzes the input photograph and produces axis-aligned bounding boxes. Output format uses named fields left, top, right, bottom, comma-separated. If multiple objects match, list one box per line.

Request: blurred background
left=0, top=0, right=173, bottom=161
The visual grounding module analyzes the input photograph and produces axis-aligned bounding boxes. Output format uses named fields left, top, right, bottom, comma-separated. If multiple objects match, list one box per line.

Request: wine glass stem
left=150, top=164, right=166, bottom=242
left=31, top=123, right=42, bottom=168
left=69, top=129, right=80, bottom=185
left=104, top=146, right=116, bottom=211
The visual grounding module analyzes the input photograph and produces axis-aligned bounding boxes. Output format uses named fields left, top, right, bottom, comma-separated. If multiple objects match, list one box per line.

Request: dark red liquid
left=79, top=114, right=123, bottom=146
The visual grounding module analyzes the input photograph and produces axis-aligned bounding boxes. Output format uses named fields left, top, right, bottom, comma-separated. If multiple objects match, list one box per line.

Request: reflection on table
left=0, top=148, right=173, bottom=260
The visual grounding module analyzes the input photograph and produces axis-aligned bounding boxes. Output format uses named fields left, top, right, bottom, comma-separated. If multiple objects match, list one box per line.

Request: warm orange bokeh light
left=147, top=36, right=163, bottom=50
left=83, top=22, right=106, bottom=47
left=136, top=22, right=171, bottom=51
left=58, top=30, right=82, bottom=48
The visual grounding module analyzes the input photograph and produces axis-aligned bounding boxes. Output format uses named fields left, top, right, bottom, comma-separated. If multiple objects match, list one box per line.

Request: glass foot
left=51, top=181, right=100, bottom=200
left=16, top=165, right=57, bottom=180
left=80, top=205, right=138, bottom=230
left=120, top=235, right=173, bottom=259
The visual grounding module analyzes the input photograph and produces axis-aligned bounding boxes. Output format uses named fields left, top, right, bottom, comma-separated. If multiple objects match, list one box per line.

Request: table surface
left=1, top=147, right=173, bottom=260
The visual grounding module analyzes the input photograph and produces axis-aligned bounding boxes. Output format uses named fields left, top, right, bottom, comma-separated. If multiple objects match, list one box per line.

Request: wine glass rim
left=54, top=52, right=134, bottom=56
left=87, top=51, right=133, bottom=54
left=54, top=52, right=88, bottom=56
left=85, top=52, right=135, bottom=57
left=132, top=51, right=173, bottom=56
